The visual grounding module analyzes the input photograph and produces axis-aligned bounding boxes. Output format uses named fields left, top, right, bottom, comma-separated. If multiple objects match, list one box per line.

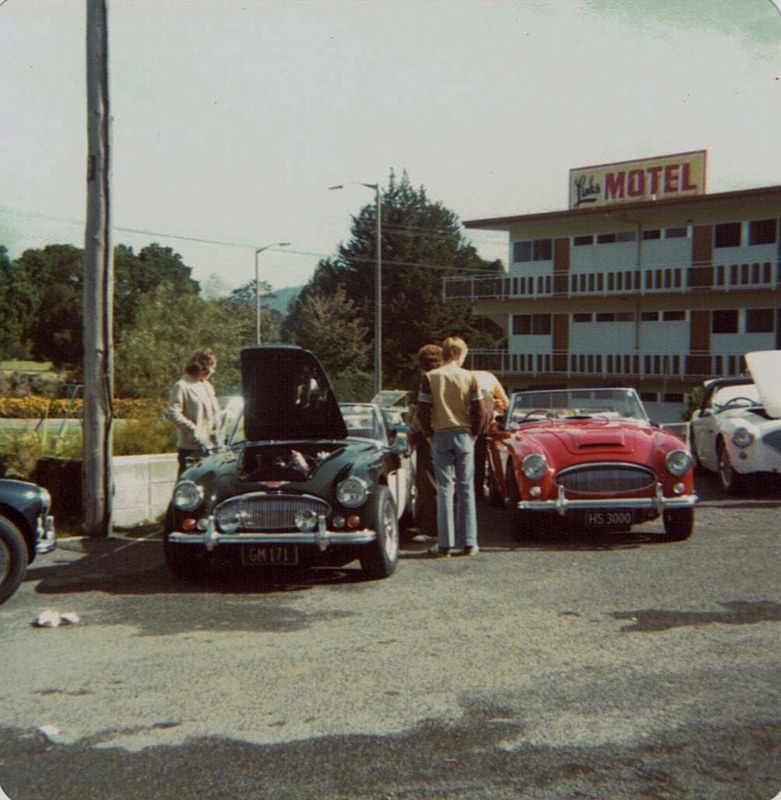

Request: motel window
left=513, top=239, right=552, bottom=262
left=663, top=310, right=686, bottom=321
left=640, top=392, right=658, bottom=402
left=642, top=229, right=661, bottom=240
left=573, top=235, right=593, bottom=246
left=712, top=309, right=738, bottom=334
left=513, top=314, right=552, bottom=335
left=513, top=241, right=532, bottom=262
left=573, top=313, right=592, bottom=323
left=615, top=231, right=637, bottom=243
left=615, top=312, right=635, bottom=322
left=596, top=312, right=615, bottom=322
left=664, top=227, right=688, bottom=239
left=534, top=239, right=553, bottom=260
left=749, top=219, right=777, bottom=246
left=596, top=233, right=616, bottom=244
left=663, top=393, right=684, bottom=403
left=512, top=314, right=530, bottom=335
left=532, top=314, right=552, bottom=335
left=640, top=311, right=659, bottom=321
left=714, top=222, right=741, bottom=248
left=746, top=308, right=775, bottom=333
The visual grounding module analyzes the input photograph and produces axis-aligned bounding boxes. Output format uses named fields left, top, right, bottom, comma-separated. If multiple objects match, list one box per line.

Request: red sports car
left=486, top=388, right=697, bottom=540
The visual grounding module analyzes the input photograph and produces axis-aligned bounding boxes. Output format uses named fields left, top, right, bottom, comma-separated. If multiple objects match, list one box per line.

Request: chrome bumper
left=517, top=484, right=698, bottom=516
left=168, top=514, right=377, bottom=552
left=36, top=515, right=56, bottom=555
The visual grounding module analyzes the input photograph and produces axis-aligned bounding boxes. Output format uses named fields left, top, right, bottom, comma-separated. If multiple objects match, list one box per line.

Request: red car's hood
left=527, top=420, right=648, bottom=457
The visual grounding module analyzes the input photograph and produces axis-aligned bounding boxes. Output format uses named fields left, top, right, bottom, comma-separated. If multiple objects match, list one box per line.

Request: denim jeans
left=432, top=429, right=478, bottom=550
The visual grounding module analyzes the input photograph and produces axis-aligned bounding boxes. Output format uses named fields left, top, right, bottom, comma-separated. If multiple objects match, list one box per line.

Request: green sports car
left=163, top=345, right=406, bottom=582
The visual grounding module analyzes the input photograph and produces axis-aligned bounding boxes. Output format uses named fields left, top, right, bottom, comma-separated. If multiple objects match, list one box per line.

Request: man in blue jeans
left=417, top=337, right=487, bottom=557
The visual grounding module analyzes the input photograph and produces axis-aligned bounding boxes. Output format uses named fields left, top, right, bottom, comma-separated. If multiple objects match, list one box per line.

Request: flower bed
left=0, top=396, right=161, bottom=419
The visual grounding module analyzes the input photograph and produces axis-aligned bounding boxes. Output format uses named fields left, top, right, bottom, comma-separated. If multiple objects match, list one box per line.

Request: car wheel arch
left=0, top=514, right=30, bottom=605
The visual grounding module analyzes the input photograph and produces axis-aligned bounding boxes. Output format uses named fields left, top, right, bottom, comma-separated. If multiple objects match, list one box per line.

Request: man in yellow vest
left=417, top=337, right=487, bottom=557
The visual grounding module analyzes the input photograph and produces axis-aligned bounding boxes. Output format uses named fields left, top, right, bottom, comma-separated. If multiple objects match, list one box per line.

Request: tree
left=0, top=246, right=35, bottom=359
left=14, top=244, right=84, bottom=366
left=288, top=170, right=503, bottom=389
left=228, top=279, right=280, bottom=343
left=286, top=286, right=371, bottom=375
left=114, top=243, right=200, bottom=332
left=113, top=288, right=252, bottom=399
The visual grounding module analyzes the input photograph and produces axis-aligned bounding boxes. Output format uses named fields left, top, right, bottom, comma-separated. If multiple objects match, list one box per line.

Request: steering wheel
left=720, top=396, right=757, bottom=409
left=518, top=408, right=550, bottom=421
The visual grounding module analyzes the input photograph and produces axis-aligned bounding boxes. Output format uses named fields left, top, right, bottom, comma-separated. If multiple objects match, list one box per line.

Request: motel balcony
left=466, top=349, right=748, bottom=384
left=444, top=258, right=781, bottom=303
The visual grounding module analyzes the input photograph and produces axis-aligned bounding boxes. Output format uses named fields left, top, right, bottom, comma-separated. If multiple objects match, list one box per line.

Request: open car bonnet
left=240, top=345, right=348, bottom=441
left=745, top=350, right=781, bottom=419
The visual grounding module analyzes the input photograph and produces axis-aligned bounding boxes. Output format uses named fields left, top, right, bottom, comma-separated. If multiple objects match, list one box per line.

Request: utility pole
left=83, top=0, right=113, bottom=535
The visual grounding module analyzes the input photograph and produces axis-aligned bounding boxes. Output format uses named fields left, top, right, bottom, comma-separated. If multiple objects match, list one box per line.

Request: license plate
left=241, top=545, right=299, bottom=566
left=582, top=510, right=634, bottom=527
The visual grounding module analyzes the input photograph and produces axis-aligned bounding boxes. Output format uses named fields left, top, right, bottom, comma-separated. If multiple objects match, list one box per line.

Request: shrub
left=0, top=430, right=44, bottom=478
left=113, top=404, right=176, bottom=455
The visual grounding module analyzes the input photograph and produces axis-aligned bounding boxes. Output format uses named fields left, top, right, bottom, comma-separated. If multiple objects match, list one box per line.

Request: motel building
left=448, top=150, right=781, bottom=423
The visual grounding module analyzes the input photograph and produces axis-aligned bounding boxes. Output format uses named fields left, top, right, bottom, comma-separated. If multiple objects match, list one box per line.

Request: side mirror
left=392, top=432, right=410, bottom=455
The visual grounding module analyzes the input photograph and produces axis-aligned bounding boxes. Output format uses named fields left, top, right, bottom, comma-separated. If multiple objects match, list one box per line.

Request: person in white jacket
left=166, top=347, right=221, bottom=475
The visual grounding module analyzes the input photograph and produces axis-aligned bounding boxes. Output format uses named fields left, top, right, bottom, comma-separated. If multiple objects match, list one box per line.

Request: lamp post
left=254, top=242, right=290, bottom=344
left=328, top=182, right=382, bottom=395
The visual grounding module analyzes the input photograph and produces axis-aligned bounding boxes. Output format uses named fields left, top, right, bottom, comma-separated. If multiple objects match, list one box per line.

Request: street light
left=328, top=182, right=382, bottom=395
left=254, top=242, right=290, bottom=344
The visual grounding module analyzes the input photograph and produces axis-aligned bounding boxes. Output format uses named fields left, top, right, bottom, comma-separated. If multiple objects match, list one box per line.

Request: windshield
left=710, top=383, right=761, bottom=411
left=340, top=403, right=383, bottom=440
left=507, top=388, right=649, bottom=428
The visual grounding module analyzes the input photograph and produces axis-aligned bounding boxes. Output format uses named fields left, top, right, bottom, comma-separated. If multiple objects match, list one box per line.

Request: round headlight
left=173, top=480, right=204, bottom=511
left=214, top=507, right=242, bottom=534
left=665, top=449, right=692, bottom=477
left=295, top=508, right=319, bottom=531
left=731, top=427, right=754, bottom=448
left=521, top=453, right=548, bottom=481
left=337, top=476, right=369, bottom=508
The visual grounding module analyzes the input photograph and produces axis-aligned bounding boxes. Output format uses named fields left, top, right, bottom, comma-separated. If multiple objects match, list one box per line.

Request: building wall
left=461, top=193, right=781, bottom=422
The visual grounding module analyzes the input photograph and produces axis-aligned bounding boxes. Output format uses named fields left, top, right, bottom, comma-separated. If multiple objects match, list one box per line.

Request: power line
left=1, top=204, right=505, bottom=275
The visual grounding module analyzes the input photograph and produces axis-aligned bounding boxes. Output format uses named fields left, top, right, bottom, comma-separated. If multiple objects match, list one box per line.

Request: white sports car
left=690, top=350, right=781, bottom=494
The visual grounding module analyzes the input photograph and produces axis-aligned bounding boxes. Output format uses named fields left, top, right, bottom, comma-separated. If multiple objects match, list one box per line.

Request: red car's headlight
left=521, top=453, right=548, bottom=481
left=665, top=449, right=692, bottom=477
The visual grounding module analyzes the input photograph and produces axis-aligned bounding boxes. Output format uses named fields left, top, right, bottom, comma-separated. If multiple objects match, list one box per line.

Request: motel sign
left=569, top=150, right=707, bottom=209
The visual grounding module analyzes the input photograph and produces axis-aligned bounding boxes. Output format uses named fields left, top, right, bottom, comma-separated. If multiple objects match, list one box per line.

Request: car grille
left=214, top=493, right=331, bottom=531
left=555, top=464, right=656, bottom=494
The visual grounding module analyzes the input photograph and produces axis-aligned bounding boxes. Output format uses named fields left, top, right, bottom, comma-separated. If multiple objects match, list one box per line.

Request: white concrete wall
left=112, top=454, right=177, bottom=528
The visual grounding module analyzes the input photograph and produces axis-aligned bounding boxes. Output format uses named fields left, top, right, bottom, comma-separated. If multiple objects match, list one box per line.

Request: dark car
left=0, top=478, right=56, bottom=604
left=163, top=345, right=402, bottom=581
left=487, top=387, right=697, bottom=541
left=340, top=401, right=416, bottom=533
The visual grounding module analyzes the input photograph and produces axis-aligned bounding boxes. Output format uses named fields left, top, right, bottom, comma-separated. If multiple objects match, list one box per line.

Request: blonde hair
left=442, top=336, right=468, bottom=363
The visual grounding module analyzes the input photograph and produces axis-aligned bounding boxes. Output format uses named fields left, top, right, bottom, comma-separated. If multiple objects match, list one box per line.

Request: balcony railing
left=467, top=349, right=744, bottom=382
left=444, top=259, right=781, bottom=303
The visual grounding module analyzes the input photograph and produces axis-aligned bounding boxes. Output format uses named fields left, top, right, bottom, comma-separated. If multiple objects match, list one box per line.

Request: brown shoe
left=428, top=545, right=451, bottom=558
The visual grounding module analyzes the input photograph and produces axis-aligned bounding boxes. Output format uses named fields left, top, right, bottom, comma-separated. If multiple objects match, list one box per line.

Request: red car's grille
left=214, top=493, right=331, bottom=531
left=555, top=464, right=655, bottom=494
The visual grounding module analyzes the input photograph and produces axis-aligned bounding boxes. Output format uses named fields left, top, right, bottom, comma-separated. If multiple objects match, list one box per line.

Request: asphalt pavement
left=0, top=470, right=780, bottom=799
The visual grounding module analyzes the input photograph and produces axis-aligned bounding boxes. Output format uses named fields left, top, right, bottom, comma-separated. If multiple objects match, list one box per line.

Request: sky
left=2, top=0, right=781, bottom=296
